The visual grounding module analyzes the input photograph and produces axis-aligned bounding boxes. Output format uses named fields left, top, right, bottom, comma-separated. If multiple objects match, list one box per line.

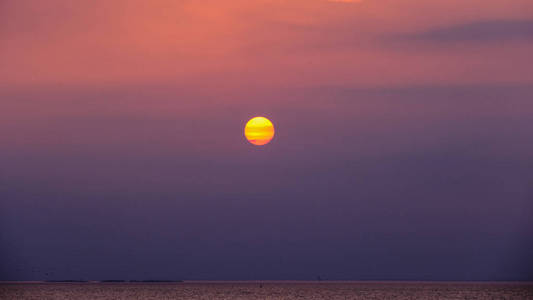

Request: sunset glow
left=1, top=0, right=532, bottom=286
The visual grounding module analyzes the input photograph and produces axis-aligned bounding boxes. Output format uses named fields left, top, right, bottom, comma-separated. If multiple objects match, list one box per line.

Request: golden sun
left=244, top=117, right=275, bottom=146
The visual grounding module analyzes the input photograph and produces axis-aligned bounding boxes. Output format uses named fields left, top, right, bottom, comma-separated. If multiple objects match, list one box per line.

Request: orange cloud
left=1, top=0, right=531, bottom=89
left=328, top=0, right=363, bottom=2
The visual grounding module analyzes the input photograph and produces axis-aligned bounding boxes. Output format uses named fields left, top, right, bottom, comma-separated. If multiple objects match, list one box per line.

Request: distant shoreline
left=0, top=280, right=184, bottom=284
left=1, top=280, right=532, bottom=284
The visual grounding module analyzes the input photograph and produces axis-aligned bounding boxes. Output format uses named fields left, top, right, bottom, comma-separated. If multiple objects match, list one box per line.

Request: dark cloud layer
left=404, top=20, right=533, bottom=42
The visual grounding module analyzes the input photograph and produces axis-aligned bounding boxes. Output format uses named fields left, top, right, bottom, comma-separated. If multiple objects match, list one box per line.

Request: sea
left=1, top=281, right=532, bottom=299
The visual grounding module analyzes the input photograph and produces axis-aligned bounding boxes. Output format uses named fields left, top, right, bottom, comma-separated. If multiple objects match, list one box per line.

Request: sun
left=244, top=117, right=275, bottom=146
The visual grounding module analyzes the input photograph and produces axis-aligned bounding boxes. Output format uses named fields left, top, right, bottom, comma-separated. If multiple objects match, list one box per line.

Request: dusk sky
left=1, top=0, right=533, bottom=281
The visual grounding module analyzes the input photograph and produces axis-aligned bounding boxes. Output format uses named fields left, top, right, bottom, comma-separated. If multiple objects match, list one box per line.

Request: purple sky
left=1, top=0, right=532, bottom=280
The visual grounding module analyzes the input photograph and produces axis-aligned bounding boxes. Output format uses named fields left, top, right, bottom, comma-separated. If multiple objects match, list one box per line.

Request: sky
left=1, top=0, right=533, bottom=281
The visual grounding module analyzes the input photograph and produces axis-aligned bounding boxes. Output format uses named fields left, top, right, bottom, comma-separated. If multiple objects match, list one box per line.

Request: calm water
left=1, top=281, right=532, bottom=299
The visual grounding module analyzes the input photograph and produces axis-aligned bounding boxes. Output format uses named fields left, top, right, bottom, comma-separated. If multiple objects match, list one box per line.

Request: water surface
left=1, top=281, right=532, bottom=299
